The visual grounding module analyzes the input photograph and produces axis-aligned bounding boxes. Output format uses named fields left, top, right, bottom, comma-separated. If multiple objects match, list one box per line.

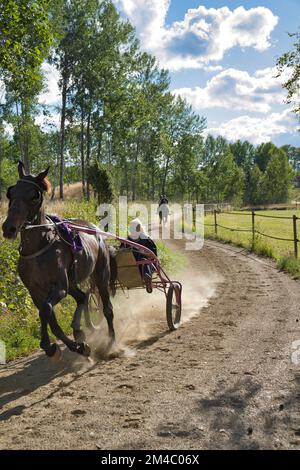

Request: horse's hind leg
left=69, top=286, right=87, bottom=342
left=93, top=256, right=115, bottom=345
left=98, top=284, right=115, bottom=344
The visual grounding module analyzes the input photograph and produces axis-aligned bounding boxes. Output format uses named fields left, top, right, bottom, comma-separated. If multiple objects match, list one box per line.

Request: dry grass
left=0, top=200, right=8, bottom=227
left=52, top=182, right=84, bottom=200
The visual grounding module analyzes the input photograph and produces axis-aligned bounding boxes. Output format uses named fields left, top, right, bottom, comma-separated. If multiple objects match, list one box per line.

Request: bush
left=87, top=163, right=114, bottom=204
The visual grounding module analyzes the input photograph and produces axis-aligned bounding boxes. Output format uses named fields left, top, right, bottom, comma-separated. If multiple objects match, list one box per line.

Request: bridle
left=16, top=179, right=45, bottom=226
left=11, top=179, right=56, bottom=259
left=18, top=179, right=45, bottom=192
left=15, top=179, right=79, bottom=258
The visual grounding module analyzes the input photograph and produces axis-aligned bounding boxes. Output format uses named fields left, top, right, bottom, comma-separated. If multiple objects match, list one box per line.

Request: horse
left=158, top=203, right=169, bottom=226
left=2, top=161, right=117, bottom=361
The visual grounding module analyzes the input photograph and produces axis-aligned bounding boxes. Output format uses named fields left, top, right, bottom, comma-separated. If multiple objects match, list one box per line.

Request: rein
left=24, top=221, right=159, bottom=261
left=17, top=179, right=53, bottom=259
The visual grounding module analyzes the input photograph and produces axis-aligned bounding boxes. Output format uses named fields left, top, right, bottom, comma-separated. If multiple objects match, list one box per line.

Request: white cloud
left=173, top=67, right=286, bottom=113
left=113, top=2, right=278, bottom=70
left=203, top=65, right=223, bottom=73
left=39, top=62, right=61, bottom=106
left=205, top=108, right=298, bottom=144
left=114, top=0, right=170, bottom=49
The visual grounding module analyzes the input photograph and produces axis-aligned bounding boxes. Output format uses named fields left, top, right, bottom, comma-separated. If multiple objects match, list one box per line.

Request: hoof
left=82, top=342, right=91, bottom=357
left=49, top=343, right=62, bottom=362
left=107, top=336, right=116, bottom=352
left=73, top=329, right=86, bottom=342
left=77, top=342, right=91, bottom=357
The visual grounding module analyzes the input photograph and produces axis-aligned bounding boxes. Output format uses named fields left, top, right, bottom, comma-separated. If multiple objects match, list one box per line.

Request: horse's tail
left=108, top=245, right=118, bottom=297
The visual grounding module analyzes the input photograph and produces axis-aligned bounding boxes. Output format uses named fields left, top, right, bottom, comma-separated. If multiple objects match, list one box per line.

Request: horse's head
left=2, top=161, right=50, bottom=239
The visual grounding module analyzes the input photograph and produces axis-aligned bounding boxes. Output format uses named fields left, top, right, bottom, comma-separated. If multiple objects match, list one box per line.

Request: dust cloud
left=85, top=268, right=222, bottom=361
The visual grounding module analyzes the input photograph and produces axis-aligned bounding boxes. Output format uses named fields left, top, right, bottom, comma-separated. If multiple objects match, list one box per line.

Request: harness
left=16, top=179, right=81, bottom=261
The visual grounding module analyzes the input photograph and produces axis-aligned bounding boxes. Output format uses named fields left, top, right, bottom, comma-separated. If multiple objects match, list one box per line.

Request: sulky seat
left=115, top=248, right=144, bottom=289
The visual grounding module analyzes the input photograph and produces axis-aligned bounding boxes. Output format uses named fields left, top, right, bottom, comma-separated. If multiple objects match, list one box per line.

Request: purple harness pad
left=48, top=215, right=83, bottom=254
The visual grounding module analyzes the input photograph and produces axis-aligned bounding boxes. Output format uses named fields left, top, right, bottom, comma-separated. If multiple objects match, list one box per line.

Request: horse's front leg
left=31, top=293, right=57, bottom=358
left=43, top=283, right=91, bottom=358
left=39, top=305, right=57, bottom=358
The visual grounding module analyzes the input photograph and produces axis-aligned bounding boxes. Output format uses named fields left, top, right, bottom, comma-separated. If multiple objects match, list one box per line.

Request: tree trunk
left=151, top=160, right=155, bottom=200
left=122, top=153, right=129, bottom=196
left=18, top=100, right=30, bottom=174
left=131, top=137, right=141, bottom=201
left=0, top=130, right=3, bottom=200
left=80, top=106, right=86, bottom=198
left=86, top=111, right=91, bottom=201
left=97, top=133, right=102, bottom=162
left=15, top=101, right=24, bottom=165
left=51, top=150, right=59, bottom=200
left=162, top=154, right=170, bottom=195
left=23, top=99, right=31, bottom=173
left=59, top=72, right=68, bottom=200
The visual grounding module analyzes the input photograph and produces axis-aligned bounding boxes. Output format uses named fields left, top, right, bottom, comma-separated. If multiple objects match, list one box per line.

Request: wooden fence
left=202, top=210, right=299, bottom=259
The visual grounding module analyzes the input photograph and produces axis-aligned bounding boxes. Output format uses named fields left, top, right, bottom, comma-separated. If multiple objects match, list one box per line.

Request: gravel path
left=0, top=238, right=300, bottom=449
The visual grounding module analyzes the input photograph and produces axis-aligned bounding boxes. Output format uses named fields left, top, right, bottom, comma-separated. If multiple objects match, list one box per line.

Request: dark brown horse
left=2, top=162, right=117, bottom=361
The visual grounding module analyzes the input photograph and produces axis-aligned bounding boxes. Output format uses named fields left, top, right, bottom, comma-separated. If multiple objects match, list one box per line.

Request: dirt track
left=1, top=237, right=300, bottom=450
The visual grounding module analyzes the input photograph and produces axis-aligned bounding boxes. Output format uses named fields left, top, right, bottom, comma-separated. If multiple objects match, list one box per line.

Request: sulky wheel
left=84, top=289, right=103, bottom=332
left=166, top=282, right=182, bottom=331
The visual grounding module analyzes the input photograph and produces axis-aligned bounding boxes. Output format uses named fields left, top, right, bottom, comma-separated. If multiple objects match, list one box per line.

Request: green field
left=203, top=209, right=300, bottom=277
left=204, top=210, right=299, bottom=259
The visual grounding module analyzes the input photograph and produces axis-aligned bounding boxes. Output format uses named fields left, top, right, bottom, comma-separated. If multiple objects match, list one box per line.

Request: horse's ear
left=6, top=186, right=14, bottom=199
left=18, top=161, right=26, bottom=178
left=36, top=166, right=50, bottom=181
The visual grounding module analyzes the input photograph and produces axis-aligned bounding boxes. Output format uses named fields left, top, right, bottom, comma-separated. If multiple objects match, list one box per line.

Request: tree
left=209, top=150, right=245, bottom=204
left=254, top=142, right=278, bottom=173
left=261, top=149, right=291, bottom=204
left=0, top=123, right=11, bottom=197
left=161, top=96, right=206, bottom=199
left=87, top=162, right=114, bottom=204
left=277, top=29, right=300, bottom=116
left=0, top=0, right=53, bottom=172
left=281, top=144, right=300, bottom=170
left=245, top=164, right=263, bottom=206
left=230, top=140, right=255, bottom=171
left=52, top=0, right=139, bottom=200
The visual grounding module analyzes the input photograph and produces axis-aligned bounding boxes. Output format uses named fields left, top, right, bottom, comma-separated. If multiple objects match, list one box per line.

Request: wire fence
left=201, top=209, right=299, bottom=258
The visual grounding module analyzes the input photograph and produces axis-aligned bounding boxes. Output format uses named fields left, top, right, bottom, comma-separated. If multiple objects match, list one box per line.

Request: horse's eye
left=31, top=191, right=40, bottom=203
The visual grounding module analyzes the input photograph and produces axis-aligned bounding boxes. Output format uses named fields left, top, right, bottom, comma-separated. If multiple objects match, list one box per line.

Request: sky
left=3, top=0, right=299, bottom=146
left=111, top=0, right=300, bottom=146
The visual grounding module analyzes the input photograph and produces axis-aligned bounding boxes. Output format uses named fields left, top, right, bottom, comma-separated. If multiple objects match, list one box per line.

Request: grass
left=203, top=209, right=300, bottom=278
left=0, top=197, right=185, bottom=362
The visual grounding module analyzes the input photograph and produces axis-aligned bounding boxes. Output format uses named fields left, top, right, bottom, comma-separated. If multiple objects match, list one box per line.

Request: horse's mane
left=40, top=177, right=52, bottom=194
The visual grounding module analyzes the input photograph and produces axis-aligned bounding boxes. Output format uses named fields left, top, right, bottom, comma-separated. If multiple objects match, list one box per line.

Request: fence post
left=214, top=209, right=218, bottom=236
left=251, top=209, right=255, bottom=245
left=293, top=215, right=298, bottom=259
